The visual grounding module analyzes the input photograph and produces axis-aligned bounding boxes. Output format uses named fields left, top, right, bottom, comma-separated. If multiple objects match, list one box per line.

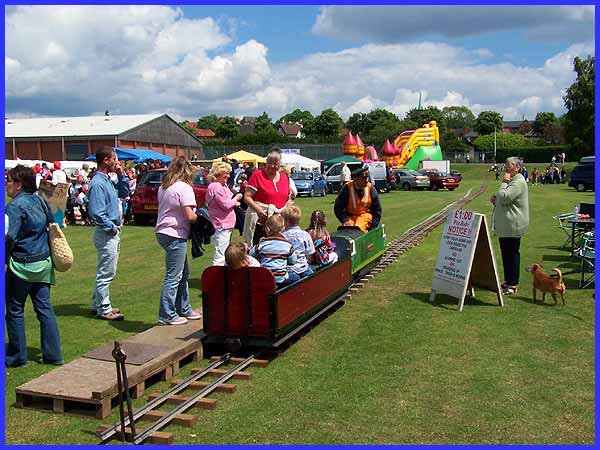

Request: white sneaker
left=159, top=316, right=188, bottom=326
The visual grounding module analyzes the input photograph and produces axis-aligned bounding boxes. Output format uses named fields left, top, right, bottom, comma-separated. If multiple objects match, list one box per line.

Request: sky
left=4, top=5, right=595, bottom=122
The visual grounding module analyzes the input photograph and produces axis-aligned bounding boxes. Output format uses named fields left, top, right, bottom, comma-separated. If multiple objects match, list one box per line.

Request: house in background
left=5, top=114, right=203, bottom=161
left=278, top=122, right=303, bottom=139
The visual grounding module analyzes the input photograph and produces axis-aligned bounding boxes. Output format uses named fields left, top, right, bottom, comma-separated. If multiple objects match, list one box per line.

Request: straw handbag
left=38, top=196, right=74, bottom=272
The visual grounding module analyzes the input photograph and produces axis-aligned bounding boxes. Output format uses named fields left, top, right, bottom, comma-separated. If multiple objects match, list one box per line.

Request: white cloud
left=4, top=5, right=595, bottom=122
left=313, top=5, right=595, bottom=43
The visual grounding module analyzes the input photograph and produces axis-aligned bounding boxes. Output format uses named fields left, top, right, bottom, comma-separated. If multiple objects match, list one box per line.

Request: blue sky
left=4, top=5, right=595, bottom=121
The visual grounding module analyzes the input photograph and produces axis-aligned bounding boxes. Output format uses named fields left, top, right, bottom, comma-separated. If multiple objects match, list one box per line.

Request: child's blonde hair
left=264, top=214, right=285, bottom=235
left=225, top=242, right=248, bottom=269
left=281, top=204, right=301, bottom=227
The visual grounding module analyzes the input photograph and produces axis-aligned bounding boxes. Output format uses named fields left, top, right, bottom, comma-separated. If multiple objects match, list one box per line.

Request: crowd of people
left=3, top=139, right=409, bottom=372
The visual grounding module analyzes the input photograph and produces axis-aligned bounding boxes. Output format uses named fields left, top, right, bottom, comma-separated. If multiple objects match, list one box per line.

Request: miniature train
left=201, top=225, right=386, bottom=354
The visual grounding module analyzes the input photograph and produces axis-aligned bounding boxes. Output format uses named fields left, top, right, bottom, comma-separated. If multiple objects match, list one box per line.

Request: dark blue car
left=291, top=171, right=327, bottom=197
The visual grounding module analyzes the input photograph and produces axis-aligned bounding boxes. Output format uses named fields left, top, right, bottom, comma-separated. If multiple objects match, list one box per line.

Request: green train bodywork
left=331, top=224, right=386, bottom=277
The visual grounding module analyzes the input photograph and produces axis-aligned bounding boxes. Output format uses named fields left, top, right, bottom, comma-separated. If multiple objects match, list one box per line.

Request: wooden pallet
left=15, top=321, right=204, bottom=419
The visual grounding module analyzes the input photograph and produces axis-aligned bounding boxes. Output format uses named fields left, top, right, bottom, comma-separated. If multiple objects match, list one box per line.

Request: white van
left=324, top=161, right=390, bottom=193
left=323, top=161, right=364, bottom=193
left=366, top=161, right=390, bottom=193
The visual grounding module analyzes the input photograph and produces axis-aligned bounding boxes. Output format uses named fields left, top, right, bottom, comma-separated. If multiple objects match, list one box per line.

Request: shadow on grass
left=53, top=304, right=154, bottom=334
left=406, top=292, right=498, bottom=310
left=189, top=278, right=202, bottom=290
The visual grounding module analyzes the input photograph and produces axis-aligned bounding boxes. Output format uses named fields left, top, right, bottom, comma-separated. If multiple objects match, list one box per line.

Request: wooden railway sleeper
left=97, top=354, right=231, bottom=443
left=133, top=355, right=256, bottom=444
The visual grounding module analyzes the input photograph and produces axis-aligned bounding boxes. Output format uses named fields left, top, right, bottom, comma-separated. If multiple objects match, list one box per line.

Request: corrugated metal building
left=5, top=114, right=203, bottom=161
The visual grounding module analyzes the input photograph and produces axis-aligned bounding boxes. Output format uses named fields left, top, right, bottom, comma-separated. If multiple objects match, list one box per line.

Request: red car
left=132, top=168, right=208, bottom=225
left=418, top=169, right=460, bottom=191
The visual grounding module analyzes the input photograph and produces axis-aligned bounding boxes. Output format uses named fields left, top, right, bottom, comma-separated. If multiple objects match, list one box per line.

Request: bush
left=495, top=145, right=570, bottom=163
left=473, top=133, right=529, bottom=151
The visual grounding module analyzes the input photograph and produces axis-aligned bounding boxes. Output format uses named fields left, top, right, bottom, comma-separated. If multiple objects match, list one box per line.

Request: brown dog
left=525, top=263, right=566, bottom=305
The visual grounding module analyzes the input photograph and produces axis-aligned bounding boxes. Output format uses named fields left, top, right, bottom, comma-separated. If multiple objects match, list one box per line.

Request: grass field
left=4, top=163, right=595, bottom=444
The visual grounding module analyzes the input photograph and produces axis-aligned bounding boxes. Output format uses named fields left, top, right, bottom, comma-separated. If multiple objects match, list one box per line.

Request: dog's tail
left=552, top=268, right=563, bottom=284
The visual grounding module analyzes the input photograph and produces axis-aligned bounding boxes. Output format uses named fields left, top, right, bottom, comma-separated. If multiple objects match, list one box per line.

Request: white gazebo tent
left=281, top=153, right=321, bottom=172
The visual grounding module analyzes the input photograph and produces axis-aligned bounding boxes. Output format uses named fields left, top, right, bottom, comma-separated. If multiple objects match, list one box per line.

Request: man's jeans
left=156, top=233, right=193, bottom=323
left=5, top=269, right=62, bottom=367
left=92, top=227, right=120, bottom=314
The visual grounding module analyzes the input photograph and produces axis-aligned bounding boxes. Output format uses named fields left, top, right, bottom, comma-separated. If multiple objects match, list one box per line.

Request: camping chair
left=553, top=212, right=576, bottom=249
left=577, top=233, right=595, bottom=288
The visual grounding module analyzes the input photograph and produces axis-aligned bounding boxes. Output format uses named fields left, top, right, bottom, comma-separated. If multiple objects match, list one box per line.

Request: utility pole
left=493, top=126, right=497, bottom=162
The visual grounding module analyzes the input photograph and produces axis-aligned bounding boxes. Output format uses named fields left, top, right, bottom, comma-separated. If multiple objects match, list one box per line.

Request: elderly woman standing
left=155, top=157, right=202, bottom=325
left=206, top=162, right=242, bottom=266
left=244, top=150, right=293, bottom=245
left=491, top=157, right=529, bottom=296
left=5, top=165, right=63, bottom=367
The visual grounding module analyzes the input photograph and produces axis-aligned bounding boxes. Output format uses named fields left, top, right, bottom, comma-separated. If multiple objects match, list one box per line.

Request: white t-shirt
left=52, top=169, right=67, bottom=185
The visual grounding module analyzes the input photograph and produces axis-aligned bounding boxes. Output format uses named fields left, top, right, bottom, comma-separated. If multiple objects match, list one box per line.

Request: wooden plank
left=170, top=379, right=237, bottom=393
left=96, top=397, right=112, bottom=420
left=52, top=398, right=64, bottom=413
left=147, top=393, right=217, bottom=410
left=140, top=409, right=197, bottom=427
left=95, top=425, right=173, bottom=445
left=192, top=368, right=252, bottom=380
left=132, top=382, right=145, bottom=399
left=209, top=356, right=269, bottom=368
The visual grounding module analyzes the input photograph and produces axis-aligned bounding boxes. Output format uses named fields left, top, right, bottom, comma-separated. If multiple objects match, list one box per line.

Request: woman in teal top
left=490, top=157, right=530, bottom=296
left=5, top=165, right=63, bottom=367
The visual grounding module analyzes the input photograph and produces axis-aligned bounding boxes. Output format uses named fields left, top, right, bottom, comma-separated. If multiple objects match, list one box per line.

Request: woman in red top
left=244, top=150, right=292, bottom=244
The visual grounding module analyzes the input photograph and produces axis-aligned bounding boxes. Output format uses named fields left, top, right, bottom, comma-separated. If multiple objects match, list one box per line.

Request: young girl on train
left=306, top=210, right=338, bottom=267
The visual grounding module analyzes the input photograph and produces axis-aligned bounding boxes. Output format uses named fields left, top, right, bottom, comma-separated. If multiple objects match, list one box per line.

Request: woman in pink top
left=154, top=157, right=201, bottom=326
left=244, top=150, right=292, bottom=245
left=206, top=162, right=242, bottom=266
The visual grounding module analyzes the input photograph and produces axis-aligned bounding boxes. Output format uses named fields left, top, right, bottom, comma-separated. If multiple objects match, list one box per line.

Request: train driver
left=334, top=166, right=382, bottom=233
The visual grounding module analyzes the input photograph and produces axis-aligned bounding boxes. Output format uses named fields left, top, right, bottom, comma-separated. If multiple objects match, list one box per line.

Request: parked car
left=569, top=163, right=595, bottom=192
left=418, top=169, right=460, bottom=191
left=392, top=169, right=430, bottom=190
left=291, top=171, right=327, bottom=197
left=449, top=169, right=462, bottom=181
left=131, top=168, right=209, bottom=225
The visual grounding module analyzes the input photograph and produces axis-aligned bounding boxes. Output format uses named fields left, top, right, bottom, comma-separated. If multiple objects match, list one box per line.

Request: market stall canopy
left=85, top=148, right=172, bottom=163
left=323, top=155, right=363, bottom=169
left=281, top=153, right=321, bottom=172
left=212, top=150, right=266, bottom=165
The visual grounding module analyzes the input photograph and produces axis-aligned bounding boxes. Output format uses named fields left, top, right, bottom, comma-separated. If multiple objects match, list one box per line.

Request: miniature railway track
left=350, top=181, right=489, bottom=290
left=96, top=354, right=268, bottom=445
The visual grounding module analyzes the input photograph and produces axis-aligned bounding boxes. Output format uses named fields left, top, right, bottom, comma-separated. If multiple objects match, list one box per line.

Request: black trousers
left=498, top=237, right=521, bottom=286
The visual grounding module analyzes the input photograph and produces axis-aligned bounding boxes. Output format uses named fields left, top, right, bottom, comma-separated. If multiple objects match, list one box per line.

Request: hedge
left=495, top=145, right=573, bottom=163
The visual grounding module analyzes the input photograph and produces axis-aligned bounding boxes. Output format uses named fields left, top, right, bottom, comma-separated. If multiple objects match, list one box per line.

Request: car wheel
left=402, top=182, right=411, bottom=191
left=432, top=184, right=439, bottom=191
left=133, top=214, right=150, bottom=226
left=576, top=183, right=587, bottom=192
left=309, top=189, right=314, bottom=197
left=448, top=188, right=455, bottom=191
left=327, top=184, right=334, bottom=194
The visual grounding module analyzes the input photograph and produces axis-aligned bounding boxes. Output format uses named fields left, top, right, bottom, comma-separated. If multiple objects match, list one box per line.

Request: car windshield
left=409, top=170, right=422, bottom=176
left=291, top=172, right=314, bottom=181
left=141, top=171, right=165, bottom=185
left=193, top=172, right=207, bottom=186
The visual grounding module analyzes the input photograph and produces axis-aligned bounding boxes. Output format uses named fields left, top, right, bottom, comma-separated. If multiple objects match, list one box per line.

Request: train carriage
left=201, top=225, right=386, bottom=353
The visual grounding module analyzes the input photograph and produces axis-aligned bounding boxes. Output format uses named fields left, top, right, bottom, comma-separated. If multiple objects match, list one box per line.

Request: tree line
left=182, top=55, right=594, bottom=155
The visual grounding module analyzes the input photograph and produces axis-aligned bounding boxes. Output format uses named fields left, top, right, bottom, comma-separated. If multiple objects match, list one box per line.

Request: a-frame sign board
left=430, top=209, right=503, bottom=311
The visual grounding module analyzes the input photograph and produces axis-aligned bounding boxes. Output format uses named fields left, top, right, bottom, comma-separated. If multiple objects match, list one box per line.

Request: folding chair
left=553, top=212, right=576, bottom=249
left=578, top=233, right=595, bottom=288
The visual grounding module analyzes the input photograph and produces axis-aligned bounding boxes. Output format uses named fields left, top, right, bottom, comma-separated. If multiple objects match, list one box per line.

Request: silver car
left=392, top=169, right=430, bottom=190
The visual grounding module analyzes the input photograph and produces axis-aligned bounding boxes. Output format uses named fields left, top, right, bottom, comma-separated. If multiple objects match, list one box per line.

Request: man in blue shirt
left=88, top=146, right=124, bottom=321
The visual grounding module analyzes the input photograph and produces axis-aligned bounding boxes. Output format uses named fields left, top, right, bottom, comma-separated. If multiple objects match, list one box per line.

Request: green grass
left=4, top=164, right=594, bottom=443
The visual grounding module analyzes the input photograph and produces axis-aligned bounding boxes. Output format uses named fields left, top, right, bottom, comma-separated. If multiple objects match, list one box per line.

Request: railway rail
left=97, top=180, right=488, bottom=445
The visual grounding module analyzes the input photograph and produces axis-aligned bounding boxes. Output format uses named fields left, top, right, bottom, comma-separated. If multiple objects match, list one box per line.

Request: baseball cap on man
left=351, top=166, right=369, bottom=178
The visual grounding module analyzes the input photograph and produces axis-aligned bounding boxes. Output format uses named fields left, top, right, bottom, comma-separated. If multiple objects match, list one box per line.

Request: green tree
left=442, top=106, right=475, bottom=130
left=533, top=112, right=559, bottom=134
left=440, top=129, right=469, bottom=153
left=197, top=114, right=219, bottom=131
left=473, top=132, right=528, bottom=152
left=277, top=109, right=314, bottom=128
left=405, top=106, right=446, bottom=130
left=310, top=108, right=344, bottom=137
left=215, top=116, right=239, bottom=140
left=474, top=111, right=503, bottom=135
left=363, top=109, right=399, bottom=135
left=563, top=55, right=594, bottom=153
left=346, top=112, right=367, bottom=135
left=255, top=112, right=274, bottom=133
left=364, top=119, right=418, bottom=149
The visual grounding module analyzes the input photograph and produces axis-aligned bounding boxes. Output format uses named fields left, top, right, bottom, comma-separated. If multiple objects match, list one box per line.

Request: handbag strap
left=36, top=194, right=55, bottom=226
